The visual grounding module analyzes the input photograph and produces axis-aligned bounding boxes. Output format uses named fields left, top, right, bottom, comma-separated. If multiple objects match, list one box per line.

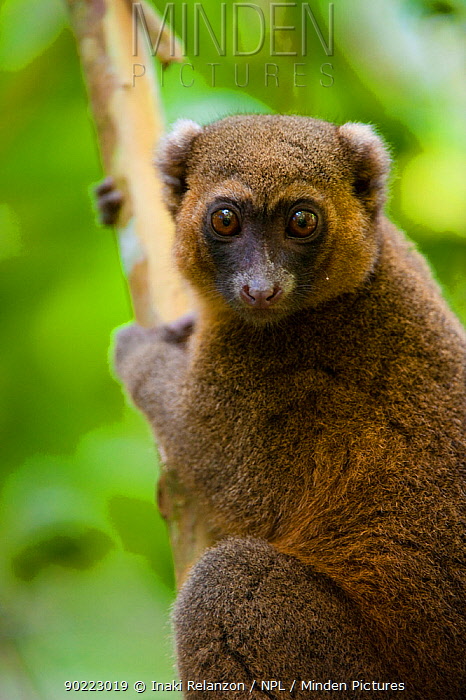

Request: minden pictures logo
left=131, top=2, right=335, bottom=89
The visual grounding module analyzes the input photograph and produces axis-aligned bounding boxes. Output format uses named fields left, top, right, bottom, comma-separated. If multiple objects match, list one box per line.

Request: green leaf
left=0, top=0, right=66, bottom=72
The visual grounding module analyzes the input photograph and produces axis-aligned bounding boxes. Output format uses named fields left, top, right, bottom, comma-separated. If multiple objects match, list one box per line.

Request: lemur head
left=156, top=115, right=390, bottom=324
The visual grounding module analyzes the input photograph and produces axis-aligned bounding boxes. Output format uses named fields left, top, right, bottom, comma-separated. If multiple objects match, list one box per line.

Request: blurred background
left=1, top=0, right=465, bottom=697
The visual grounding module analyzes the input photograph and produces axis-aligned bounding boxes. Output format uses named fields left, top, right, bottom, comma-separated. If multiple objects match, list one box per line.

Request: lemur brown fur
left=112, top=115, right=466, bottom=699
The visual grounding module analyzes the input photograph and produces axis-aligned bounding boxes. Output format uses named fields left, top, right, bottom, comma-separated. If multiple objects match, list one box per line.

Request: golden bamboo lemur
left=105, top=115, right=466, bottom=699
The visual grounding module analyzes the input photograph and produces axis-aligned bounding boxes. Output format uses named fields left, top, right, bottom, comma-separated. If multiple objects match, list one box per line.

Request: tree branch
left=66, top=0, right=213, bottom=587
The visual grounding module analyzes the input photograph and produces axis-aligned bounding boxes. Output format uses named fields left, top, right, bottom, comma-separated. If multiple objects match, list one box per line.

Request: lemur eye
left=287, top=210, right=318, bottom=239
left=211, top=209, right=241, bottom=236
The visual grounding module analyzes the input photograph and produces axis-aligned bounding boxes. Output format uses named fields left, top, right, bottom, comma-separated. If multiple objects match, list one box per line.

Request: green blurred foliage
left=0, top=0, right=465, bottom=698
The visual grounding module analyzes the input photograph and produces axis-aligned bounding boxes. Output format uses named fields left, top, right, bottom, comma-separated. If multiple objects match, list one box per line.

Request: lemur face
left=157, top=115, right=390, bottom=323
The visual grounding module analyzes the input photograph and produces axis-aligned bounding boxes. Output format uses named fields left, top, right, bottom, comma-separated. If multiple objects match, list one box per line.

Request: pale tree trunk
left=66, top=0, right=214, bottom=587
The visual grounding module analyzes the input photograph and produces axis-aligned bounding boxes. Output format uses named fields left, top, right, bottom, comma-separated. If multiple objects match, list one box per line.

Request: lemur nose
left=241, top=285, right=283, bottom=309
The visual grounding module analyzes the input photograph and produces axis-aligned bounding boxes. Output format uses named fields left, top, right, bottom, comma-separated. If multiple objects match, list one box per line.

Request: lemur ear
left=155, top=119, right=203, bottom=215
left=338, top=122, right=391, bottom=213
